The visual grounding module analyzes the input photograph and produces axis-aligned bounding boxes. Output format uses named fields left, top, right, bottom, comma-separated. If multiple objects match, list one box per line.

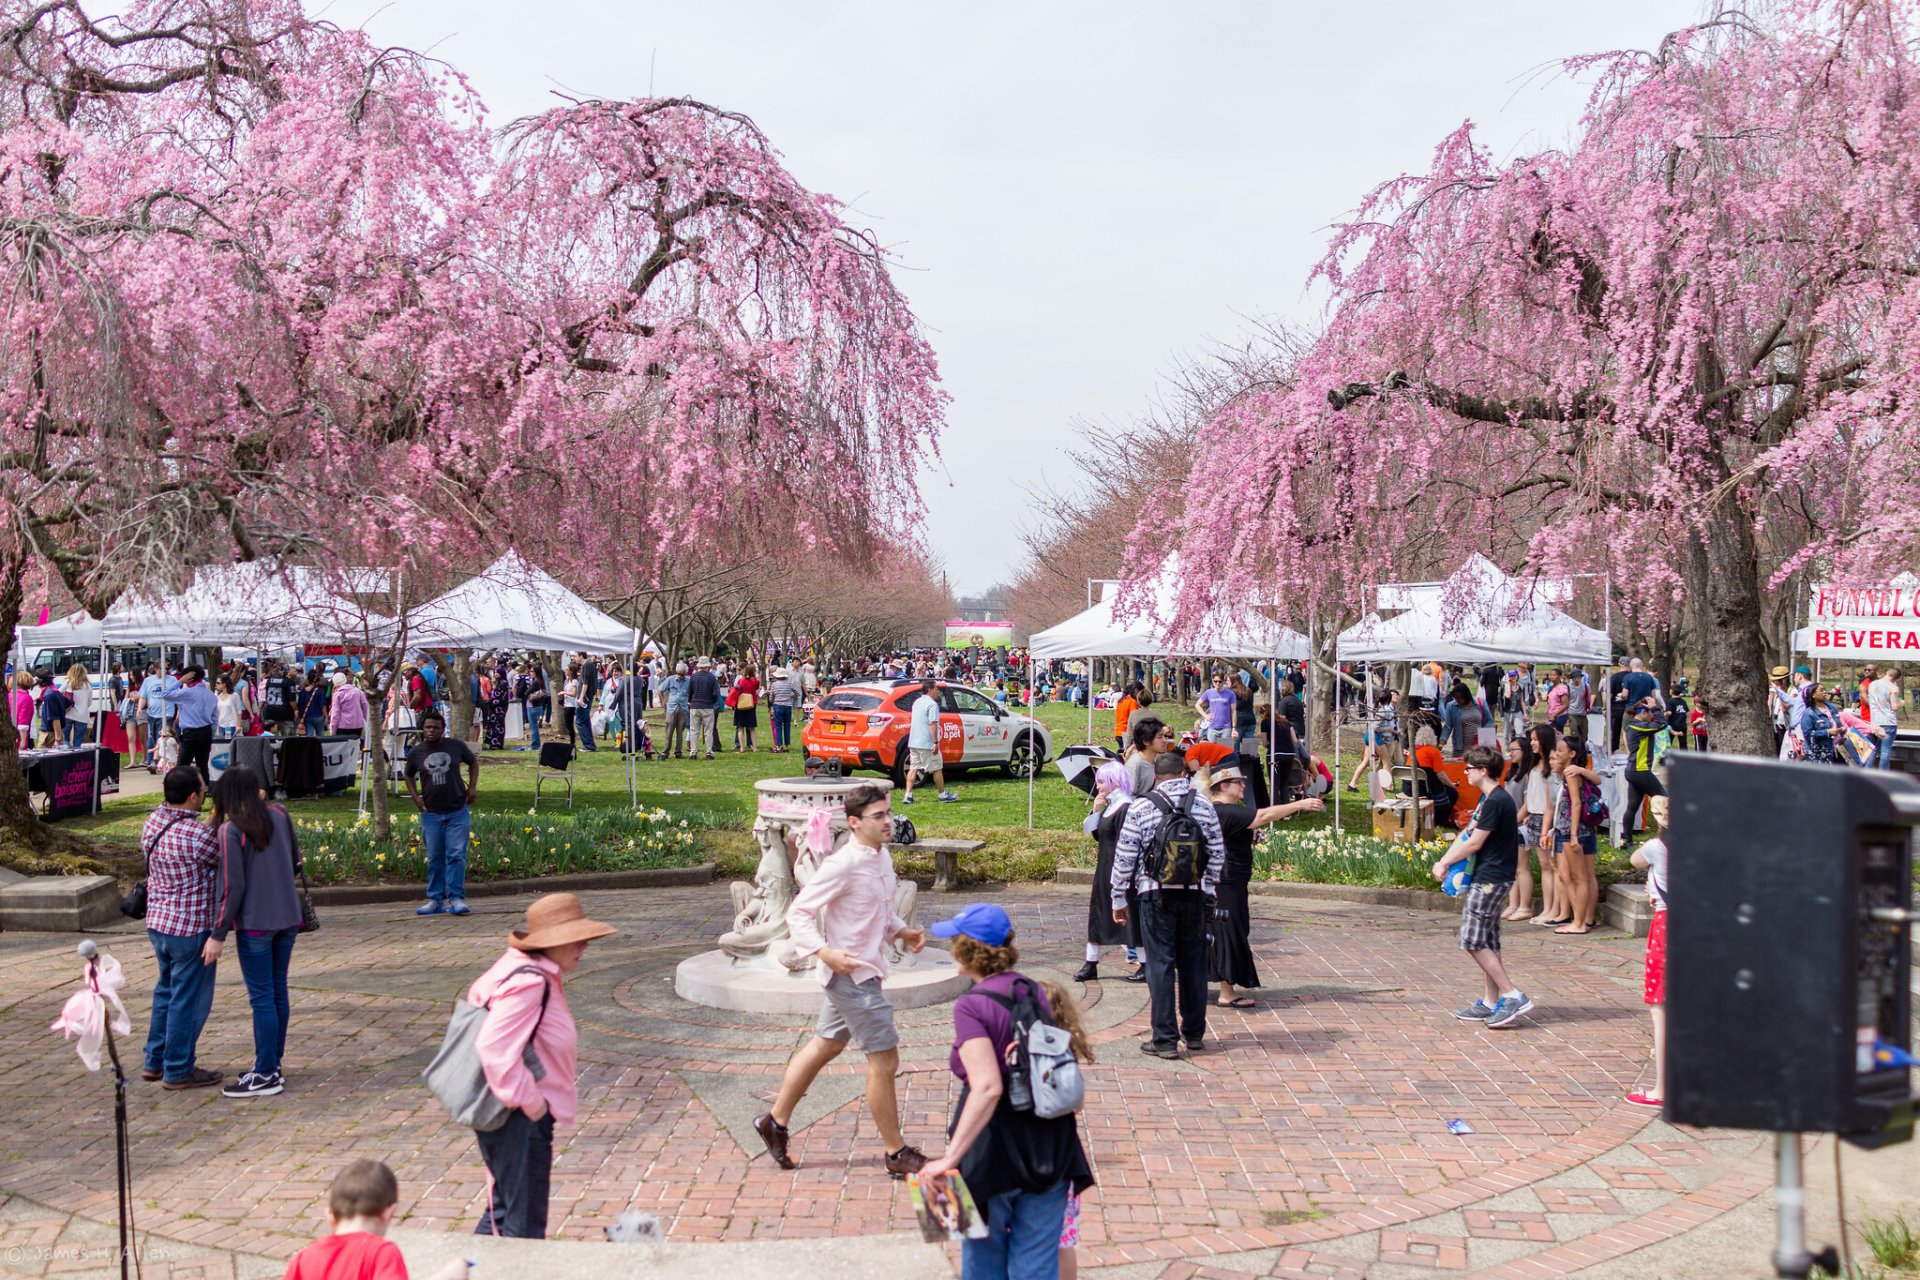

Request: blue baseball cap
left=929, top=903, right=1013, bottom=947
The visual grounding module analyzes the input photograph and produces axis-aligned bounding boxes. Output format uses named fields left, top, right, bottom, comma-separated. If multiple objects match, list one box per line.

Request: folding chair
left=535, top=739, right=576, bottom=810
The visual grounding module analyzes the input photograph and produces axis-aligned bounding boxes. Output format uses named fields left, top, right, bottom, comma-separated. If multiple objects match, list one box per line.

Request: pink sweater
left=467, top=950, right=578, bottom=1125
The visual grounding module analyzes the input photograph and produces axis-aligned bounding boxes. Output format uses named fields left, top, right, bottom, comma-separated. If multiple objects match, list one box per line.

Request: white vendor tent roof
left=16, top=609, right=104, bottom=654
left=400, top=552, right=638, bottom=654
left=98, top=562, right=380, bottom=647
left=1337, top=554, right=1611, bottom=665
left=1029, top=556, right=1309, bottom=661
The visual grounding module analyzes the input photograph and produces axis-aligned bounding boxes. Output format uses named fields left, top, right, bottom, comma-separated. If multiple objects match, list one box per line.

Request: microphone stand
left=79, top=942, right=136, bottom=1280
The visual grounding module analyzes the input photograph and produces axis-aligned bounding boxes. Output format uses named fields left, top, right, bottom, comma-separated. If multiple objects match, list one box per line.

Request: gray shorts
left=908, top=747, right=943, bottom=775
left=816, top=974, right=899, bottom=1052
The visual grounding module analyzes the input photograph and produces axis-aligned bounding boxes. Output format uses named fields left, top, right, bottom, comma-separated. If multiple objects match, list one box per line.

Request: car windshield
left=817, top=691, right=882, bottom=712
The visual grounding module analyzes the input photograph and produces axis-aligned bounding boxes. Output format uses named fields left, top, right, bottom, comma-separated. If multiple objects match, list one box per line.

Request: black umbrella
left=1055, top=744, right=1122, bottom=795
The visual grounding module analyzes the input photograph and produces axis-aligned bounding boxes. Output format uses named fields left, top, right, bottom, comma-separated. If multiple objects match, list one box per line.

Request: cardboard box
left=1372, top=798, right=1434, bottom=844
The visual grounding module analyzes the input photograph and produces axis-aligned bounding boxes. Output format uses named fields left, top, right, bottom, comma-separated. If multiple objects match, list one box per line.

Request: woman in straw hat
left=465, top=893, right=616, bottom=1238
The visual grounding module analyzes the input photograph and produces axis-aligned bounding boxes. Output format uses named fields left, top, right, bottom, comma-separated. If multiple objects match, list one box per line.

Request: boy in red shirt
left=283, top=1161, right=469, bottom=1280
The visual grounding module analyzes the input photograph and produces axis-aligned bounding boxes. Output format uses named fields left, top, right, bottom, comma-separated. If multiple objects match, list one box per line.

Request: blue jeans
left=422, top=807, right=471, bottom=902
left=62, top=719, right=85, bottom=748
left=145, top=717, right=163, bottom=762
left=962, top=1180, right=1071, bottom=1279
left=234, top=928, right=296, bottom=1077
left=771, top=704, right=793, bottom=748
left=142, top=929, right=217, bottom=1081
left=475, top=1109, right=555, bottom=1238
left=1876, top=725, right=1900, bottom=769
left=524, top=702, right=543, bottom=748
left=573, top=707, right=596, bottom=751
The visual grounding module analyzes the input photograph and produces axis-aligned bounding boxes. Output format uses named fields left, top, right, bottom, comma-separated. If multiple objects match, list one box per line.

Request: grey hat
left=696, top=656, right=712, bottom=668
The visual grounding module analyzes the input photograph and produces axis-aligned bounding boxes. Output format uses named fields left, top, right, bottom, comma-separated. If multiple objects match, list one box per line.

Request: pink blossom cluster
left=1137, top=1, right=1920, bottom=708
left=0, top=1, right=945, bottom=625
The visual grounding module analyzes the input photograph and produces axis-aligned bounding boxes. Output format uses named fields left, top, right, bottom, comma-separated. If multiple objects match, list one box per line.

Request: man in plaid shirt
left=140, top=766, right=225, bottom=1090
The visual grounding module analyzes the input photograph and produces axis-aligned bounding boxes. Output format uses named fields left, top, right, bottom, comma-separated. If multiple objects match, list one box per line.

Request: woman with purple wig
left=1074, top=759, right=1145, bottom=983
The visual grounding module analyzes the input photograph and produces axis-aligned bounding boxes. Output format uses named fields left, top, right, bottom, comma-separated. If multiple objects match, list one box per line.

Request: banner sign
left=22, top=747, right=105, bottom=821
left=944, top=620, right=1014, bottom=650
left=1805, top=583, right=1920, bottom=658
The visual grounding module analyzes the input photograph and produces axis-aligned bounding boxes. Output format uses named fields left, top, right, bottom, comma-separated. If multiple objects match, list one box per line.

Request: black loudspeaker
left=1666, top=753, right=1920, bottom=1144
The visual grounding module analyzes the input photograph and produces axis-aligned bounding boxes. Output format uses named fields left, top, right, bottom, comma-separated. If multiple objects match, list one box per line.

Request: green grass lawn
left=57, top=699, right=1403, bottom=886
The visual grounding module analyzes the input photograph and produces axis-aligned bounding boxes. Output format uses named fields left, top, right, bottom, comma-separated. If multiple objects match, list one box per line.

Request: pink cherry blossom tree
left=0, top=1, right=945, bottom=857
left=1142, top=2, right=1920, bottom=755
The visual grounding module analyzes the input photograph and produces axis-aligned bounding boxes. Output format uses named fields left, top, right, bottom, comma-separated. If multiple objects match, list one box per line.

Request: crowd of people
left=43, top=636, right=1919, bottom=1280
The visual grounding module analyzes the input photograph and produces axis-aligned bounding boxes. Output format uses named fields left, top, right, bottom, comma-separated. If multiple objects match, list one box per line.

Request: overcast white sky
left=348, top=0, right=1699, bottom=595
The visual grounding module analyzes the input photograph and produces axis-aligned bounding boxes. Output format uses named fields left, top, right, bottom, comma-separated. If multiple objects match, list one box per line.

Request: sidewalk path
left=0, top=884, right=1903, bottom=1278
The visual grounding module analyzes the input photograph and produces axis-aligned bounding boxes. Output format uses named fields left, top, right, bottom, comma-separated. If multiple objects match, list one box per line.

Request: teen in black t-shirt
left=1432, top=745, right=1533, bottom=1028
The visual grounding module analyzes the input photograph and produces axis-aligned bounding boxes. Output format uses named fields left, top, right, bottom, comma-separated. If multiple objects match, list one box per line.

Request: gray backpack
left=423, top=965, right=549, bottom=1131
left=976, top=977, right=1085, bottom=1120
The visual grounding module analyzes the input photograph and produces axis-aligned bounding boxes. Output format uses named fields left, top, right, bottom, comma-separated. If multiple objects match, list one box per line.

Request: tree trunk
left=448, top=651, right=475, bottom=742
left=0, top=553, right=98, bottom=870
left=1686, top=498, right=1773, bottom=756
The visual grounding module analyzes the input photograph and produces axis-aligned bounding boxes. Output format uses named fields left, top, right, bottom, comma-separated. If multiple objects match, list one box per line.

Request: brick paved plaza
left=0, top=883, right=1814, bottom=1278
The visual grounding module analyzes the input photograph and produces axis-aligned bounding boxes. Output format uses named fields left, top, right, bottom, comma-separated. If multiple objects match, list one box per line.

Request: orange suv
left=801, top=679, right=1052, bottom=785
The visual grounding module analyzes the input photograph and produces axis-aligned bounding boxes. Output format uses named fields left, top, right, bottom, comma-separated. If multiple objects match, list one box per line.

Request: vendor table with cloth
left=19, top=746, right=119, bottom=820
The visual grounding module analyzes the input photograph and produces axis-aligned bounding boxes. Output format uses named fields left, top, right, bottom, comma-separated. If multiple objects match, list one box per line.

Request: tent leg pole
left=1026, top=661, right=1034, bottom=831
left=1333, top=665, right=1342, bottom=835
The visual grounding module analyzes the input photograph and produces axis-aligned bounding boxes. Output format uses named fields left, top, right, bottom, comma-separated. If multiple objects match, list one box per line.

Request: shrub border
left=307, top=862, right=715, bottom=905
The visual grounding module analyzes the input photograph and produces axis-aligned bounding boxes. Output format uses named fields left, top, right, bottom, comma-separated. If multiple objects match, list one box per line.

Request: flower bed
left=1256, top=826, right=1454, bottom=890
left=296, top=807, right=706, bottom=885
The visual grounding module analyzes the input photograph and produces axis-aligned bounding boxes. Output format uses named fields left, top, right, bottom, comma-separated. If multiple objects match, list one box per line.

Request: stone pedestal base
left=0, top=875, right=122, bottom=932
left=674, top=948, right=970, bottom=1015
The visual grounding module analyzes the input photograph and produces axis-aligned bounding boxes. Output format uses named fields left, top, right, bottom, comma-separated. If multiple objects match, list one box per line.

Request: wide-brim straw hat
left=509, top=893, right=617, bottom=951
left=1770, top=665, right=1790, bottom=680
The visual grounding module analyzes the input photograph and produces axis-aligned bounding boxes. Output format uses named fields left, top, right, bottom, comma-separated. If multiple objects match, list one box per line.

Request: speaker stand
left=1771, top=1132, right=1838, bottom=1279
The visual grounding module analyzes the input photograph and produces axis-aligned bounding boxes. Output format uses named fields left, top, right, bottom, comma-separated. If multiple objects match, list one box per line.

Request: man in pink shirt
left=755, top=782, right=929, bottom=1179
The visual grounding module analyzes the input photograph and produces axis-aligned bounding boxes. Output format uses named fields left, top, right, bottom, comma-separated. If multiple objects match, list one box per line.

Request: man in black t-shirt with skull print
left=404, top=711, right=478, bottom=918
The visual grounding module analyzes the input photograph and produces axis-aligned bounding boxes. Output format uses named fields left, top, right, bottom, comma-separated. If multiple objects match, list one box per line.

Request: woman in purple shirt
left=918, top=904, right=1093, bottom=1279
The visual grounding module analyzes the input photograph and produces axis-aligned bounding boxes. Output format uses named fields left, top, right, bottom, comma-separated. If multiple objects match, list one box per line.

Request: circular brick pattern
left=0, top=883, right=1771, bottom=1275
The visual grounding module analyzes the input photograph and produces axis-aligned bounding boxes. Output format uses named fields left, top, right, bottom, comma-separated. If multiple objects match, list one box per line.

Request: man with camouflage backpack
left=1111, top=750, right=1227, bottom=1059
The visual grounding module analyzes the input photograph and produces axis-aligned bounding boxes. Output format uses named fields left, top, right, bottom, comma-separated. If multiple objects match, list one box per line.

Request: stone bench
left=0, top=875, right=123, bottom=932
left=1605, top=882, right=1654, bottom=938
left=913, top=838, right=987, bottom=892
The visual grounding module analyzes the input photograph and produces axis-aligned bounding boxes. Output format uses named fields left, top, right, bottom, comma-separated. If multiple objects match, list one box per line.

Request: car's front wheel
left=1003, top=732, right=1044, bottom=778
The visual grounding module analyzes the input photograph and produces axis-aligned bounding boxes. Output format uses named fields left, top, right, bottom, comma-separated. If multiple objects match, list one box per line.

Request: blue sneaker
left=1486, top=993, right=1535, bottom=1029
left=1453, top=999, right=1495, bottom=1021
left=415, top=900, right=446, bottom=917
left=447, top=898, right=470, bottom=916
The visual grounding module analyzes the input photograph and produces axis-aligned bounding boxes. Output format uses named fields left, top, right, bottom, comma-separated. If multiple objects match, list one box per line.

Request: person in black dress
left=1075, top=760, right=1144, bottom=983
left=1205, top=755, right=1323, bottom=1008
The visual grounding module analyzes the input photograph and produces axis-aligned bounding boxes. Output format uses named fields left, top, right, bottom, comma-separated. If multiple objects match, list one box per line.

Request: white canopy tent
left=1336, top=555, right=1610, bottom=666
left=1029, top=560, right=1310, bottom=663
left=1023, top=555, right=1312, bottom=827
left=397, top=552, right=639, bottom=654
left=98, top=563, right=381, bottom=648
left=14, top=610, right=104, bottom=658
left=1332, top=555, right=1612, bottom=832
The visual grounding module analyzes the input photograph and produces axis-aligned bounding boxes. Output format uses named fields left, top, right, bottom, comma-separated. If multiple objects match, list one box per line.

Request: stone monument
left=673, top=775, right=969, bottom=1014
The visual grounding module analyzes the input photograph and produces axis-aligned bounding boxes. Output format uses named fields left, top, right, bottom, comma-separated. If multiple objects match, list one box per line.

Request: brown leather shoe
left=140, top=1067, right=163, bottom=1082
left=162, top=1068, right=223, bottom=1091
left=884, top=1144, right=928, bottom=1179
left=753, top=1113, right=795, bottom=1169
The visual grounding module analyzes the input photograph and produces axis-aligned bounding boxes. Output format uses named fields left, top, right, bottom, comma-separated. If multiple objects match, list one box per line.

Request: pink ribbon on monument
left=50, top=953, right=130, bottom=1072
